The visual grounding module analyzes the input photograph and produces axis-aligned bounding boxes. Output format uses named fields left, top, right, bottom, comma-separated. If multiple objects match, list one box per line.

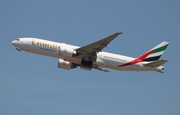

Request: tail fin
left=142, top=41, right=169, bottom=61
left=118, top=41, right=169, bottom=67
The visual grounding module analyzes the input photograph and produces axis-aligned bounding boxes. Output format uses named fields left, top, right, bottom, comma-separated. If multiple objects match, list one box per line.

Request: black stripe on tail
left=143, top=55, right=161, bottom=61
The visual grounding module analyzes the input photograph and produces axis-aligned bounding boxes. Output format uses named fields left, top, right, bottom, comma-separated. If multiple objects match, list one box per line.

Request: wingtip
left=117, top=32, right=123, bottom=34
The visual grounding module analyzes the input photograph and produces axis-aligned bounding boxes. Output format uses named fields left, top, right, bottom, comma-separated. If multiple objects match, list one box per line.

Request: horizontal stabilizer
left=144, top=60, right=168, bottom=67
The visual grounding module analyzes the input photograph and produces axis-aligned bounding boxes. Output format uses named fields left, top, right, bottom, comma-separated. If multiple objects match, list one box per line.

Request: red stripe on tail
left=118, top=50, right=154, bottom=67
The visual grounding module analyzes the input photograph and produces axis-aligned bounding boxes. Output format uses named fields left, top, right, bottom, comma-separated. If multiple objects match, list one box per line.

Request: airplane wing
left=74, top=32, right=123, bottom=60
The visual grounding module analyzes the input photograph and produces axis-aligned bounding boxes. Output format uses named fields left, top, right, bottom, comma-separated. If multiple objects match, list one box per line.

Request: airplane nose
left=12, top=40, right=19, bottom=47
left=12, top=40, right=16, bottom=46
left=12, top=40, right=22, bottom=51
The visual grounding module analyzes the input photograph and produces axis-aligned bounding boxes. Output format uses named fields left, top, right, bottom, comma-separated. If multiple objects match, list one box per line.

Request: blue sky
left=1, top=0, right=180, bottom=115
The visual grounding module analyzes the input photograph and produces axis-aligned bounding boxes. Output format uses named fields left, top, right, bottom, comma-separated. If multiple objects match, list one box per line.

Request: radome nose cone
left=12, top=40, right=18, bottom=47
left=12, top=40, right=15, bottom=46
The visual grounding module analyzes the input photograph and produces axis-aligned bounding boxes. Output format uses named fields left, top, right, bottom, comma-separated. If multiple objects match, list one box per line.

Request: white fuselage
left=12, top=38, right=163, bottom=72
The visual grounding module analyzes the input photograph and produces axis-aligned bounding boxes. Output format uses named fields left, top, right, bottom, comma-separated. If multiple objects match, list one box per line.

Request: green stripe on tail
left=143, top=41, right=169, bottom=61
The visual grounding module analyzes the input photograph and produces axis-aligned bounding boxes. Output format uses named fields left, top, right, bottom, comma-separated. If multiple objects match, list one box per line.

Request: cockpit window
left=16, top=39, right=20, bottom=41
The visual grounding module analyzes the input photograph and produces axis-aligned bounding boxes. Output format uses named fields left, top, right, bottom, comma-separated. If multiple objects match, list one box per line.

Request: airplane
left=11, top=32, right=169, bottom=73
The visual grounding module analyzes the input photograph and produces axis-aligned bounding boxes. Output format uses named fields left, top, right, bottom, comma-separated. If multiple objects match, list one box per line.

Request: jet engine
left=58, top=59, right=77, bottom=70
left=60, top=47, right=76, bottom=58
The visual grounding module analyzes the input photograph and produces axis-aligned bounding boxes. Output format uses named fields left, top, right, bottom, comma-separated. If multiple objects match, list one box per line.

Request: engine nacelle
left=58, top=59, right=76, bottom=70
left=60, top=47, right=76, bottom=58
